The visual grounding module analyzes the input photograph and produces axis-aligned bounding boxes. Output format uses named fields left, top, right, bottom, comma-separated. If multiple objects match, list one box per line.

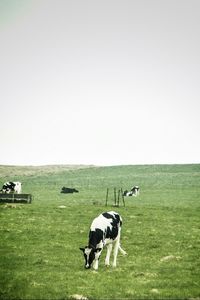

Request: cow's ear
left=79, top=247, right=85, bottom=252
left=95, top=248, right=102, bottom=252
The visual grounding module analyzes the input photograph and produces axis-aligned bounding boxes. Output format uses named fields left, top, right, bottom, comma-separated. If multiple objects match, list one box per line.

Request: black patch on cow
left=102, top=212, right=121, bottom=226
left=89, top=229, right=103, bottom=248
left=6, top=182, right=15, bottom=189
left=102, top=212, right=113, bottom=219
left=102, top=212, right=121, bottom=240
left=123, top=190, right=128, bottom=196
left=105, top=224, right=118, bottom=240
left=1, top=182, right=16, bottom=193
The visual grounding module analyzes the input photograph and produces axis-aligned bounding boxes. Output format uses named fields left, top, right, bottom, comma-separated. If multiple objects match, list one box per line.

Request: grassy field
left=0, top=164, right=200, bottom=299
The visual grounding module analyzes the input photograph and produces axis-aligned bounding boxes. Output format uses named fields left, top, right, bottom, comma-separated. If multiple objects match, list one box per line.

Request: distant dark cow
left=61, top=187, right=79, bottom=193
left=0, top=181, right=22, bottom=194
left=123, top=186, right=140, bottom=197
left=80, top=211, right=127, bottom=270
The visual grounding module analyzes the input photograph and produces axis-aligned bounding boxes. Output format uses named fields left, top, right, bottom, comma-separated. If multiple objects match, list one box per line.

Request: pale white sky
left=0, top=0, right=199, bottom=166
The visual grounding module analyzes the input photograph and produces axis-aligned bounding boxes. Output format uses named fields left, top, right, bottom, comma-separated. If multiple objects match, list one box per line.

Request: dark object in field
left=0, top=193, right=32, bottom=204
left=61, top=187, right=79, bottom=193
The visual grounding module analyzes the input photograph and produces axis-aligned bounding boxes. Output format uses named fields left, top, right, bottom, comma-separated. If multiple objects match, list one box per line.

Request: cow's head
left=79, top=246, right=101, bottom=269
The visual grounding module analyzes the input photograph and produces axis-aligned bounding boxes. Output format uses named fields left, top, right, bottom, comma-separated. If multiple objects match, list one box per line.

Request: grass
left=0, top=164, right=200, bottom=299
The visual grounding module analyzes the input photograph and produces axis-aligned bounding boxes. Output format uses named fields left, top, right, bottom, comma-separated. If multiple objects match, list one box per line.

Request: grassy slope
left=0, top=164, right=200, bottom=299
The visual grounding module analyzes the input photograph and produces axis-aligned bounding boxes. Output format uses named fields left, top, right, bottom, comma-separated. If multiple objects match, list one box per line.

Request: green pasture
left=0, top=164, right=200, bottom=299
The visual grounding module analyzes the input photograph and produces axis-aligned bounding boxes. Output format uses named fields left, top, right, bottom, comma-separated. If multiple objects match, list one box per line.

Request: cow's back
left=89, top=211, right=122, bottom=246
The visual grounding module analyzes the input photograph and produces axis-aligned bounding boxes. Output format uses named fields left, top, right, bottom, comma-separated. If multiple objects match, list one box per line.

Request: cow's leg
left=105, top=244, right=112, bottom=266
left=112, top=239, right=120, bottom=267
left=119, top=244, right=127, bottom=256
left=93, top=250, right=102, bottom=270
left=93, top=258, right=99, bottom=270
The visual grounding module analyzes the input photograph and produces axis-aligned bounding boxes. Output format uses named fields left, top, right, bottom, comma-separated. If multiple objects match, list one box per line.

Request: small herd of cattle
left=0, top=182, right=140, bottom=198
left=61, top=186, right=140, bottom=196
left=0, top=183, right=80, bottom=194
left=1, top=182, right=139, bottom=270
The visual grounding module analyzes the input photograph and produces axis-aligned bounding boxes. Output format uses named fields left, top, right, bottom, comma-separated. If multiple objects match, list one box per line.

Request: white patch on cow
left=14, top=182, right=22, bottom=194
left=127, top=191, right=134, bottom=196
left=90, top=214, right=113, bottom=233
left=85, top=248, right=91, bottom=256
left=105, top=243, right=113, bottom=266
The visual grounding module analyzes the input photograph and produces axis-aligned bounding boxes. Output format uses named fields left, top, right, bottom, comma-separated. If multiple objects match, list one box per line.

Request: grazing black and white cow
left=0, top=182, right=22, bottom=194
left=80, top=211, right=127, bottom=270
left=61, top=187, right=79, bottom=193
left=123, top=186, right=140, bottom=197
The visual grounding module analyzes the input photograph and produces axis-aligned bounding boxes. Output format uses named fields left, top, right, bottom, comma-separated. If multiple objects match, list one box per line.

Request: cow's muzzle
left=85, top=264, right=91, bottom=269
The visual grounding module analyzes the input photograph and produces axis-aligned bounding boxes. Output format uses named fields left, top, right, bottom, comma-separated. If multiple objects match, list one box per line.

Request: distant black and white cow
left=80, top=211, right=127, bottom=270
left=123, top=190, right=133, bottom=196
left=61, top=187, right=79, bottom=193
left=123, top=186, right=140, bottom=197
left=0, top=182, right=22, bottom=194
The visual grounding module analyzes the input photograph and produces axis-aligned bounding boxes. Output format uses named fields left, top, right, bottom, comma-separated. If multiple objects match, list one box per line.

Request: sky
left=0, top=0, right=200, bottom=166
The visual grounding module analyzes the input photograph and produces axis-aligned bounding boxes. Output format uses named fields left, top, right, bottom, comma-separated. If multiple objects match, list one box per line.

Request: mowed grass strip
left=0, top=164, right=200, bottom=299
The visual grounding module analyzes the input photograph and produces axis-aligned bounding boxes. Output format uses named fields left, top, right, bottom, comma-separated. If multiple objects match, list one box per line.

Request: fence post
left=117, top=189, right=120, bottom=207
left=114, top=188, right=117, bottom=206
left=121, top=188, right=125, bottom=207
left=105, top=188, right=109, bottom=206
